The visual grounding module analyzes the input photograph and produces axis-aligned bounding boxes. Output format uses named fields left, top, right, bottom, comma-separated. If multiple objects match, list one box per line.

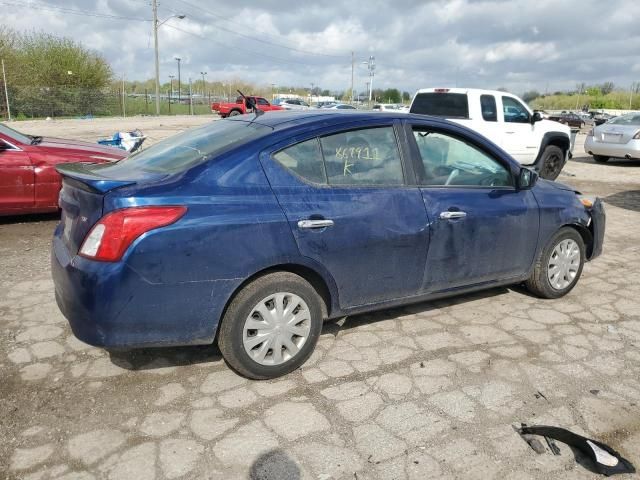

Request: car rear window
left=410, top=93, right=469, bottom=118
left=107, top=120, right=271, bottom=174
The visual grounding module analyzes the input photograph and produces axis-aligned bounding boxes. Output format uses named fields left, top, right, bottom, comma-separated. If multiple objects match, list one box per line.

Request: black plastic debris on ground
left=516, top=424, right=635, bottom=476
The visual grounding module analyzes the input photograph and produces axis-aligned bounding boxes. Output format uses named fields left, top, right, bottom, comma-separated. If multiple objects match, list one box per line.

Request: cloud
left=2, top=0, right=639, bottom=95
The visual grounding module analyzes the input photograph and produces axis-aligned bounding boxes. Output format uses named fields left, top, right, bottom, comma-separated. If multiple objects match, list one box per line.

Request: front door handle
left=297, top=219, right=334, bottom=229
left=439, top=211, right=467, bottom=220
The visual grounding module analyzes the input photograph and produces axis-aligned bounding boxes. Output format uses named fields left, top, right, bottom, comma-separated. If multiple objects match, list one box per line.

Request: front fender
left=532, top=179, right=592, bottom=260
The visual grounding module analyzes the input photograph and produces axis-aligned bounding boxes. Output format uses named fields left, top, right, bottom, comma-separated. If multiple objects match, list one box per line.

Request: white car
left=277, top=99, right=311, bottom=111
left=410, top=88, right=572, bottom=179
left=584, top=113, right=640, bottom=162
left=372, top=103, right=400, bottom=111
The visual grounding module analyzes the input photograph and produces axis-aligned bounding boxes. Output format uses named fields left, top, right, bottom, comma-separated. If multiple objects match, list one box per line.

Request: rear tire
left=525, top=227, right=585, bottom=299
left=217, top=272, right=324, bottom=380
left=538, top=145, right=565, bottom=180
left=593, top=155, right=609, bottom=163
left=229, top=110, right=241, bottom=117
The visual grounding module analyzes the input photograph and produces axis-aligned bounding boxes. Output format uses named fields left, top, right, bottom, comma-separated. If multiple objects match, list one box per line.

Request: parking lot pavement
left=1, top=126, right=639, bottom=479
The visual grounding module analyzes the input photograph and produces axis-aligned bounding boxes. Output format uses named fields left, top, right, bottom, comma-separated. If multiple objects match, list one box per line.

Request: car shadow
left=0, top=212, right=60, bottom=225
left=324, top=286, right=513, bottom=334
left=603, top=189, right=640, bottom=212
left=570, top=156, right=639, bottom=167
left=108, top=344, right=222, bottom=371
left=107, top=285, right=521, bottom=371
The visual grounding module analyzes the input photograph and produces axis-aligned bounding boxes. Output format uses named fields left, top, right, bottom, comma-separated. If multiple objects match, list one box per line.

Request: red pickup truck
left=211, top=96, right=284, bottom=118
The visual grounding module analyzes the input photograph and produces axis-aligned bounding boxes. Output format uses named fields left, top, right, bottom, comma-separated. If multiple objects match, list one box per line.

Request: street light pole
left=152, top=8, right=185, bottom=116
left=175, top=57, right=182, bottom=103
left=168, top=75, right=174, bottom=114
left=200, top=71, right=207, bottom=96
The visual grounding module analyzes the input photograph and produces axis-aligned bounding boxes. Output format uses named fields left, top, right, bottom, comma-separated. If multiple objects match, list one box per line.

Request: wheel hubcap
left=242, top=293, right=311, bottom=366
left=547, top=239, right=580, bottom=290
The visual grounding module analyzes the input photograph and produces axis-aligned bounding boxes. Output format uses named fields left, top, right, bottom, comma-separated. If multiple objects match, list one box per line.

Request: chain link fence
left=0, top=85, right=220, bottom=120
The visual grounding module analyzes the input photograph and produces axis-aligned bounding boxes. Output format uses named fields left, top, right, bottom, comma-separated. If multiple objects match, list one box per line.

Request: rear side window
left=320, top=127, right=404, bottom=186
left=106, top=120, right=271, bottom=174
left=273, top=138, right=327, bottom=184
left=480, top=95, right=497, bottom=122
left=410, top=93, right=469, bottom=118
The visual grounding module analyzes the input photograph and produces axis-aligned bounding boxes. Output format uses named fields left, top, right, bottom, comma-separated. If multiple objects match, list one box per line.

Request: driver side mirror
left=531, top=112, right=543, bottom=124
left=518, top=167, right=538, bottom=190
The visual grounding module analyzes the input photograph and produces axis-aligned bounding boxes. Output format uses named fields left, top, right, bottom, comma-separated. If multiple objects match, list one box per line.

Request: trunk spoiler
left=56, top=162, right=137, bottom=194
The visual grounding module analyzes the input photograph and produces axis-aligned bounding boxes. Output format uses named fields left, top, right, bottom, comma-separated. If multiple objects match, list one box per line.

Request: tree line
left=522, top=82, right=640, bottom=110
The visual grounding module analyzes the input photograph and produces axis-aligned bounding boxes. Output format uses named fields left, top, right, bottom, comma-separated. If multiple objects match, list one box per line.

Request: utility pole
left=351, top=51, right=354, bottom=104
left=175, top=57, right=182, bottom=103
left=189, top=78, right=193, bottom=115
left=122, top=74, right=126, bottom=118
left=310, top=82, right=314, bottom=104
left=1, top=59, right=10, bottom=121
left=152, top=0, right=160, bottom=115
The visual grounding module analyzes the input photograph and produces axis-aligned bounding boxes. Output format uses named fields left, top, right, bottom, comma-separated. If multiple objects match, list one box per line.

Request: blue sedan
left=52, top=111, right=605, bottom=379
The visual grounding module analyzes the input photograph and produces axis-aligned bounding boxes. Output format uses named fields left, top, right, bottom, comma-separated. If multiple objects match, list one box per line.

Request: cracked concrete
left=1, top=124, right=639, bottom=479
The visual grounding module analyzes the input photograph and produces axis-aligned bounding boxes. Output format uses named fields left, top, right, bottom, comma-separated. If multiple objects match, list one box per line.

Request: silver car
left=584, top=113, right=640, bottom=162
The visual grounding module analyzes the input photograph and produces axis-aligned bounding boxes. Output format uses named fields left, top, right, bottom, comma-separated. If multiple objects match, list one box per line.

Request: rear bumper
left=584, top=137, right=640, bottom=159
left=51, top=230, right=237, bottom=348
left=588, top=198, right=605, bottom=260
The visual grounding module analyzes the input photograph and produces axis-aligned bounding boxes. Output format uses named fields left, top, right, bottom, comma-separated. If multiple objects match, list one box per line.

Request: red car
left=1, top=123, right=127, bottom=216
left=211, top=96, right=284, bottom=118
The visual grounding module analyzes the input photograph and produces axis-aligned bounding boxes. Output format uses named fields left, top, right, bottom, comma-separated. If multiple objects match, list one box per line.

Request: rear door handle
left=297, top=219, right=334, bottom=229
left=439, top=211, right=467, bottom=220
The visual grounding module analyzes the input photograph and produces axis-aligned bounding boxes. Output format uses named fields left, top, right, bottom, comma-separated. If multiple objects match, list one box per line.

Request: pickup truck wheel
left=229, top=110, right=241, bottom=117
left=525, top=227, right=585, bottom=299
left=593, top=155, right=609, bottom=163
left=538, top=145, right=564, bottom=180
left=217, top=272, right=324, bottom=379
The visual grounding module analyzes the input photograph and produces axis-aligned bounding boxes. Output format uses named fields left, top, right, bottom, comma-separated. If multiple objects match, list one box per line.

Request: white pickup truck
left=409, top=88, right=572, bottom=180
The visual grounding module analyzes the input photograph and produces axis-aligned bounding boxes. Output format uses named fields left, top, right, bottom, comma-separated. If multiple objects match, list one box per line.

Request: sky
left=2, top=0, right=640, bottom=95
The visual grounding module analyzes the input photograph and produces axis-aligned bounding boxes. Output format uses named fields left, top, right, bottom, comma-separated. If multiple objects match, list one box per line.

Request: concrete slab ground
left=1, top=119, right=639, bottom=479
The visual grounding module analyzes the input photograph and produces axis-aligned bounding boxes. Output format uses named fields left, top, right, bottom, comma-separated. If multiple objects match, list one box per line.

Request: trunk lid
left=56, top=162, right=162, bottom=254
left=596, top=125, right=639, bottom=144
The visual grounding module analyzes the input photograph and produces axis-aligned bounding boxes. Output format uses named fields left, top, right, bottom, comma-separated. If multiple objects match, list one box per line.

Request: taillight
left=79, top=206, right=187, bottom=262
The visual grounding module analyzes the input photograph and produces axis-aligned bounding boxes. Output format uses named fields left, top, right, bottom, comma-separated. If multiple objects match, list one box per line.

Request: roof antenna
left=237, top=90, right=264, bottom=120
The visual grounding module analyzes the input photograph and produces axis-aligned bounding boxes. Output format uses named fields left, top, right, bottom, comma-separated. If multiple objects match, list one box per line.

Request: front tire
left=593, top=155, right=609, bottom=163
left=525, top=227, right=585, bottom=299
left=217, top=272, right=324, bottom=379
left=538, top=145, right=565, bottom=180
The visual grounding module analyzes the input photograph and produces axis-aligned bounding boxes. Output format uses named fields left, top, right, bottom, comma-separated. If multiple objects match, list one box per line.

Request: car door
left=406, top=122, right=539, bottom=293
left=500, top=95, right=539, bottom=164
left=260, top=122, right=430, bottom=308
left=256, top=97, right=273, bottom=111
left=0, top=139, right=35, bottom=212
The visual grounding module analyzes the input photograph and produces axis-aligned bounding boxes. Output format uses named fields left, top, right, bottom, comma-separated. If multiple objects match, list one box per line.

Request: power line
left=170, top=0, right=347, bottom=59
left=0, top=0, right=150, bottom=21
left=163, top=23, right=321, bottom=67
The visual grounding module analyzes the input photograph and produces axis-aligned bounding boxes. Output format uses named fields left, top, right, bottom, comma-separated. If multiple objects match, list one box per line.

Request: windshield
left=105, top=120, right=272, bottom=174
left=0, top=123, right=33, bottom=145
left=608, top=114, right=640, bottom=126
